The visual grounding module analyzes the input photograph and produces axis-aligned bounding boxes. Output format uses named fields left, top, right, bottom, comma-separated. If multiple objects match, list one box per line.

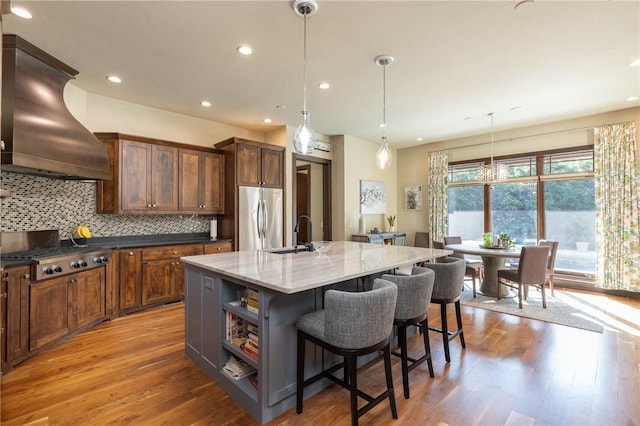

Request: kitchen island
left=182, top=241, right=450, bottom=423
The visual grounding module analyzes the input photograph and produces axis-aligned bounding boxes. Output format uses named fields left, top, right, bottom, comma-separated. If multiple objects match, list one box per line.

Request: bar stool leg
left=296, top=331, right=305, bottom=414
left=455, top=300, right=466, bottom=348
left=440, top=303, right=450, bottom=363
left=421, top=319, right=434, bottom=378
left=383, top=344, right=398, bottom=419
left=347, top=356, right=358, bottom=426
left=397, top=324, right=410, bottom=399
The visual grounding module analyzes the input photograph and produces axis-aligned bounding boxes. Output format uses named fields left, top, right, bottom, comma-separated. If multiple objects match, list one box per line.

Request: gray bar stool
left=296, top=279, right=398, bottom=426
left=424, top=257, right=466, bottom=363
left=382, top=265, right=435, bottom=399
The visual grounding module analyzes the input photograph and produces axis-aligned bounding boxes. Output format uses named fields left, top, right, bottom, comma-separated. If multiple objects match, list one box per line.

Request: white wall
left=64, top=84, right=265, bottom=147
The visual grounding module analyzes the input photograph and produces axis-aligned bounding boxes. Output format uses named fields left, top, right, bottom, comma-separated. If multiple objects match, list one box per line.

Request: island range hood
left=1, top=35, right=111, bottom=180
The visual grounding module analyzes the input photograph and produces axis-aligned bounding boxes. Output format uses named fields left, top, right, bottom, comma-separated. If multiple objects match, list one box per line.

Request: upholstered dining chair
left=424, top=257, right=466, bottom=363
left=497, top=246, right=550, bottom=309
left=382, top=266, right=435, bottom=399
left=443, top=236, right=483, bottom=298
left=538, top=240, right=559, bottom=296
left=296, top=279, right=398, bottom=425
left=414, top=231, right=430, bottom=248
left=431, top=240, right=448, bottom=263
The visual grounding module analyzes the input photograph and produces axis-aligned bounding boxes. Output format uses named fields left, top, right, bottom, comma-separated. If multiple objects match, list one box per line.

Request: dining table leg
left=478, top=256, right=511, bottom=297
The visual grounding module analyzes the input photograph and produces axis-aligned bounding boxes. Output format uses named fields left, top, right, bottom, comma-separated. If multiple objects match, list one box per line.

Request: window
left=448, top=147, right=595, bottom=281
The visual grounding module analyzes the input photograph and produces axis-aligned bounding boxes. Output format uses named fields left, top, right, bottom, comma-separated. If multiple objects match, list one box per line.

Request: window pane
left=490, top=182, right=538, bottom=245
left=544, top=178, right=596, bottom=274
left=448, top=185, right=484, bottom=242
left=543, top=150, right=594, bottom=174
left=449, top=162, right=484, bottom=183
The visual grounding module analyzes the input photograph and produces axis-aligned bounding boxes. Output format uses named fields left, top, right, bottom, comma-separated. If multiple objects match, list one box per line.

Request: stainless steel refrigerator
left=238, top=186, right=283, bottom=251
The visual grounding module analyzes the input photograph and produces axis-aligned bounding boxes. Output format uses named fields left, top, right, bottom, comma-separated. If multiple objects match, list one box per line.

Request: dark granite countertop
left=1, top=233, right=232, bottom=270
left=62, top=233, right=232, bottom=250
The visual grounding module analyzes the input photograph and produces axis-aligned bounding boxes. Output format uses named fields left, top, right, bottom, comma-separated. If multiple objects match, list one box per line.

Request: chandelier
left=292, top=0, right=318, bottom=155
left=375, top=55, right=394, bottom=170
left=477, top=113, right=508, bottom=183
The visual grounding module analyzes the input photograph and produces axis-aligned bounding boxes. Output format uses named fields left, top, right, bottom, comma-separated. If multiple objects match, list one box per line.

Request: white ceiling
left=3, top=1, right=639, bottom=148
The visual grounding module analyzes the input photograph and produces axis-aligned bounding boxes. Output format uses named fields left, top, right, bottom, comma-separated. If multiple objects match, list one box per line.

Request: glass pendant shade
left=294, top=112, right=315, bottom=154
left=292, top=0, right=318, bottom=154
left=476, top=112, right=507, bottom=183
left=376, top=138, right=392, bottom=169
left=374, top=55, right=394, bottom=170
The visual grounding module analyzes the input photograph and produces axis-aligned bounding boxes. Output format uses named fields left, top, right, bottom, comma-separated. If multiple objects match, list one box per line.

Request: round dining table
left=445, top=243, right=522, bottom=297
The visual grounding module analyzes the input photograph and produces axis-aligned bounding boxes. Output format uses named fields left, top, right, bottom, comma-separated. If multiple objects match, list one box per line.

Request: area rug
left=459, top=286, right=606, bottom=333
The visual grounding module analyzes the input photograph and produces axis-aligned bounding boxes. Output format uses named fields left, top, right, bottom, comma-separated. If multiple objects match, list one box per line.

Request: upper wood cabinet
left=95, top=133, right=224, bottom=214
left=216, top=138, right=284, bottom=188
left=178, top=148, right=224, bottom=214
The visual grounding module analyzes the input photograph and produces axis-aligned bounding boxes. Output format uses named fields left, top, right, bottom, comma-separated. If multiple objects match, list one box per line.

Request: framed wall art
left=404, top=185, right=423, bottom=211
left=360, top=180, right=386, bottom=214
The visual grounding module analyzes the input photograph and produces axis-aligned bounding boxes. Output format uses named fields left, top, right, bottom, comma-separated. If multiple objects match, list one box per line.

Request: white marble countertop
left=182, top=240, right=451, bottom=294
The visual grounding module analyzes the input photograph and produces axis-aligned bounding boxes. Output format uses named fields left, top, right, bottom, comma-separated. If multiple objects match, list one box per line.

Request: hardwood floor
left=2, top=291, right=639, bottom=426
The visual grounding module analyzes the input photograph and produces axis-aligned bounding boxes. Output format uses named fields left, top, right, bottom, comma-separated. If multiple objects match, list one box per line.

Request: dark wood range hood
left=1, top=34, right=110, bottom=180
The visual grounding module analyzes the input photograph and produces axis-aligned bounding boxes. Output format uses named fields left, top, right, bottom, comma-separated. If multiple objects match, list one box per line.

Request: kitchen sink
left=268, top=245, right=313, bottom=255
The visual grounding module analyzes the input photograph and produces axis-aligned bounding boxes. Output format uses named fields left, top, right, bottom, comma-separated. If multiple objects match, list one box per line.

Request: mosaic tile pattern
left=0, top=172, right=212, bottom=239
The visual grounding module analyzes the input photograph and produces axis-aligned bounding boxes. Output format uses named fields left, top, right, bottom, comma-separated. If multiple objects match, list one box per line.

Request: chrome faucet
left=294, top=215, right=314, bottom=252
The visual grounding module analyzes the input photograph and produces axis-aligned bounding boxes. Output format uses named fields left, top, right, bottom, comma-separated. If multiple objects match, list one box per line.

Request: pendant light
left=477, top=112, right=508, bottom=183
left=375, top=55, right=394, bottom=170
left=292, top=0, right=318, bottom=155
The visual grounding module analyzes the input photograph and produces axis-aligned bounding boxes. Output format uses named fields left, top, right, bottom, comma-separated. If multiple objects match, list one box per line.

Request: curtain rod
left=444, top=120, right=633, bottom=152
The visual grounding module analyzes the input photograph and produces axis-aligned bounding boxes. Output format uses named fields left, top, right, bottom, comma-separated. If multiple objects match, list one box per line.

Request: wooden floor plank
left=2, top=291, right=639, bottom=425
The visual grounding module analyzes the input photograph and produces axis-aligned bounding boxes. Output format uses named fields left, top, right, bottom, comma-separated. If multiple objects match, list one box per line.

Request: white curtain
left=594, top=122, right=640, bottom=292
left=427, top=151, right=448, bottom=243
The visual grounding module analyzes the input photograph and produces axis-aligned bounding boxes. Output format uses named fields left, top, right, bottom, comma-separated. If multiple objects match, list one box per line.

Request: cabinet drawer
left=204, top=242, right=233, bottom=254
left=142, top=244, right=203, bottom=261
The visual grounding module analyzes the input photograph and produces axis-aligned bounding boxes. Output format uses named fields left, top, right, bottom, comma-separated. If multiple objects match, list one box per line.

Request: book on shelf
left=226, top=311, right=247, bottom=343
left=247, top=332, right=259, bottom=344
left=247, top=324, right=258, bottom=336
left=241, top=344, right=259, bottom=360
left=246, top=289, right=259, bottom=314
left=222, top=355, right=256, bottom=380
left=244, top=338, right=259, bottom=354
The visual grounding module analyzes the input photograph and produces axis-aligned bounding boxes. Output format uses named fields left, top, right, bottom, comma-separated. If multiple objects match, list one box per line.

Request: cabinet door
left=119, top=249, right=142, bottom=311
left=73, top=268, right=107, bottom=329
left=261, top=147, right=283, bottom=188
left=172, top=260, right=186, bottom=300
left=30, top=276, right=70, bottom=351
left=236, top=143, right=261, bottom=186
left=3, top=266, right=30, bottom=364
left=121, top=140, right=151, bottom=211
left=142, top=259, right=175, bottom=305
left=202, top=152, right=224, bottom=213
left=150, top=145, right=178, bottom=211
left=178, top=149, right=202, bottom=211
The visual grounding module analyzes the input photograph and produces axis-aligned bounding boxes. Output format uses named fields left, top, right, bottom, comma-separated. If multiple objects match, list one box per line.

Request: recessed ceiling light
left=237, top=45, right=253, bottom=55
left=464, top=116, right=473, bottom=121
left=630, top=59, right=640, bottom=67
left=379, top=123, right=386, bottom=129
left=106, top=75, right=122, bottom=83
left=511, top=106, right=523, bottom=111
left=416, top=137, right=423, bottom=142
left=318, top=82, right=330, bottom=90
left=11, top=6, right=33, bottom=19
left=263, top=118, right=272, bottom=123
left=200, top=100, right=212, bottom=107
left=626, top=96, right=639, bottom=102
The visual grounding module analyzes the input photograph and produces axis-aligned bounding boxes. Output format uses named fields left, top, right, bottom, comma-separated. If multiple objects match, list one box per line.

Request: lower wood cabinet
left=29, top=267, right=107, bottom=352
left=117, top=242, right=232, bottom=314
left=2, top=265, right=30, bottom=369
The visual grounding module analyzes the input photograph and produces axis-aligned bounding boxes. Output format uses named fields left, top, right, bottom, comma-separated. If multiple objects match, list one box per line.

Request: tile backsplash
left=0, top=172, right=212, bottom=239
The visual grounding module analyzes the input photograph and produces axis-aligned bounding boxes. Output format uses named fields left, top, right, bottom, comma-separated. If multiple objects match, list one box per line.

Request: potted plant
left=406, top=190, right=417, bottom=209
left=386, top=215, right=396, bottom=232
left=498, top=232, right=515, bottom=248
